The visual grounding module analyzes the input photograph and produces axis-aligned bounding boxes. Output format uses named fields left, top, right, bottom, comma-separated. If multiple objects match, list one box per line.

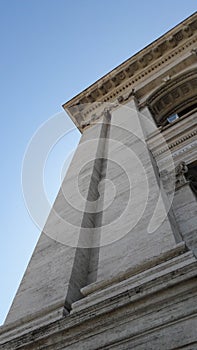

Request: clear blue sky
left=0, top=0, right=196, bottom=325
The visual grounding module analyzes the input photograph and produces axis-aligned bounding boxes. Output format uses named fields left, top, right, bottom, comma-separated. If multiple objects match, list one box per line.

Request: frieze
left=169, top=139, right=197, bottom=158
left=79, top=90, right=136, bottom=130
left=153, top=130, right=197, bottom=158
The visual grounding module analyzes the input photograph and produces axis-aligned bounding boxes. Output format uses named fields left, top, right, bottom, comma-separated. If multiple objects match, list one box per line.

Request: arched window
left=146, top=69, right=197, bottom=126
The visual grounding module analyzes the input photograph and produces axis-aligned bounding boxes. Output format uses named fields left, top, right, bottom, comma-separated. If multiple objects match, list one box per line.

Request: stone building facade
left=0, top=12, right=197, bottom=350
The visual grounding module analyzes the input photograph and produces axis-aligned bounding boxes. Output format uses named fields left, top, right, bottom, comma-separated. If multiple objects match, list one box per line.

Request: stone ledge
left=1, top=247, right=197, bottom=349
left=0, top=300, right=64, bottom=343
left=72, top=248, right=196, bottom=313
left=80, top=242, right=186, bottom=297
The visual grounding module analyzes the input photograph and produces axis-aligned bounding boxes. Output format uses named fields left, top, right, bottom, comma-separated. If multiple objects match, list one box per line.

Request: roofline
left=62, top=12, right=197, bottom=109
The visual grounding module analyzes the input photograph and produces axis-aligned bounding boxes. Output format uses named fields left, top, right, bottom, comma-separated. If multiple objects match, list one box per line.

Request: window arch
left=146, top=68, right=197, bottom=126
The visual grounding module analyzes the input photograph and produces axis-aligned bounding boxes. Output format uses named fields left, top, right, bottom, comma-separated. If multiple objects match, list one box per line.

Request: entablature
left=147, top=110, right=197, bottom=169
left=63, top=13, right=197, bottom=132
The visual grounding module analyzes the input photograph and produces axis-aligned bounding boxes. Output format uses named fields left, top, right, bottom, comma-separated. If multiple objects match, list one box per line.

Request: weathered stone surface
left=173, top=182, right=197, bottom=254
left=95, top=99, right=177, bottom=282
left=4, top=117, right=109, bottom=325
left=1, top=12, right=197, bottom=350
left=1, top=249, right=197, bottom=349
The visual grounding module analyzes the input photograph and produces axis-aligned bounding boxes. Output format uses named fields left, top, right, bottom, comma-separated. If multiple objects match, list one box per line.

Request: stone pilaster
left=4, top=115, right=110, bottom=325
left=92, top=98, right=178, bottom=284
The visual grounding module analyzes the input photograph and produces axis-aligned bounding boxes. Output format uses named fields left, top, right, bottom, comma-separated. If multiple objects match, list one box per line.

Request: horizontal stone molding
left=62, top=13, right=197, bottom=132
left=147, top=111, right=197, bottom=160
left=1, top=249, right=197, bottom=350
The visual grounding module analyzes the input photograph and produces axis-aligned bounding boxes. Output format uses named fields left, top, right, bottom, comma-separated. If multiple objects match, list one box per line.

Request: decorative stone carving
left=139, top=51, right=154, bottom=68
left=153, top=41, right=167, bottom=58
left=99, top=81, right=113, bottom=95
left=160, top=162, right=190, bottom=193
left=191, top=48, right=197, bottom=55
left=168, top=30, right=184, bottom=48
left=125, top=61, right=139, bottom=77
left=117, top=89, right=136, bottom=104
left=162, top=75, right=171, bottom=83
left=175, top=161, right=188, bottom=189
left=112, top=71, right=126, bottom=86
left=189, top=18, right=197, bottom=31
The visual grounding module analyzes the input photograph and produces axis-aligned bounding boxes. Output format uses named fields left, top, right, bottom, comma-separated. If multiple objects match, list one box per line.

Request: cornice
left=147, top=111, right=197, bottom=160
left=62, top=13, right=197, bottom=132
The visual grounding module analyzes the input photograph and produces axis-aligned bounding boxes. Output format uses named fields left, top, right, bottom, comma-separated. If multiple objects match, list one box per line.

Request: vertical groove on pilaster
left=64, top=112, right=111, bottom=311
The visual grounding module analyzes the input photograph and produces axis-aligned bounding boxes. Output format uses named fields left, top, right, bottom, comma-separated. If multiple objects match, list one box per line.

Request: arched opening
left=146, top=69, right=197, bottom=126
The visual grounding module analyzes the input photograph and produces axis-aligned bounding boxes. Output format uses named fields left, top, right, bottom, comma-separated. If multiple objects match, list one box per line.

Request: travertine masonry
left=1, top=12, right=197, bottom=350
